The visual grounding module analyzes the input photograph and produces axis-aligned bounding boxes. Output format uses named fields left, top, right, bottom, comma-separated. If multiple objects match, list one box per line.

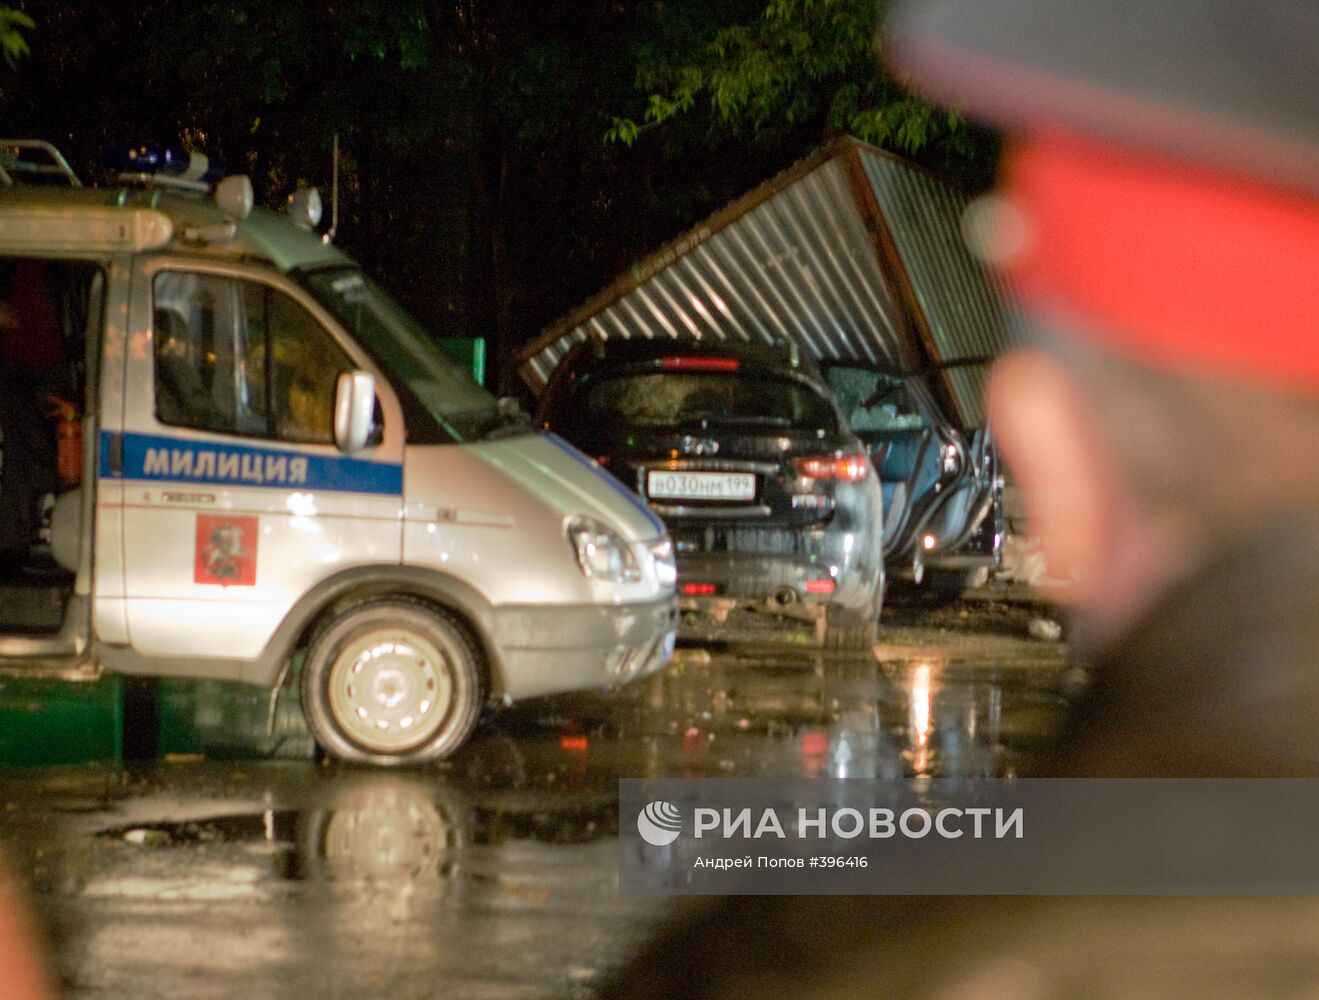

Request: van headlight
left=566, top=516, right=641, bottom=583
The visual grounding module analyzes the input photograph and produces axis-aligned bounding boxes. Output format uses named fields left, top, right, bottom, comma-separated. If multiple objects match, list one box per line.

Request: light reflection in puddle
left=95, top=778, right=619, bottom=889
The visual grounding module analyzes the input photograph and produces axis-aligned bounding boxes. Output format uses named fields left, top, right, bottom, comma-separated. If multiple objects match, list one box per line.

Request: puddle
left=597, top=648, right=1070, bottom=780
left=95, top=781, right=619, bottom=884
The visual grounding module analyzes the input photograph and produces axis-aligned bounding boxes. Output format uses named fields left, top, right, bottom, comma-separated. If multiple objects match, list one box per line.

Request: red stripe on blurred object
left=1001, top=130, right=1319, bottom=391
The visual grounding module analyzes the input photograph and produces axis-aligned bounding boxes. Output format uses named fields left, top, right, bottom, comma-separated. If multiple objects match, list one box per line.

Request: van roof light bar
left=105, top=145, right=224, bottom=193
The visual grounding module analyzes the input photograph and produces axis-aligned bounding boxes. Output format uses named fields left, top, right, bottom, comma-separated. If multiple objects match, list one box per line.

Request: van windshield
left=302, top=266, right=511, bottom=442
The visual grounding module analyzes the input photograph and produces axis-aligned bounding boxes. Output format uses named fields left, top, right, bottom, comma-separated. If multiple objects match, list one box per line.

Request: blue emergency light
left=105, top=144, right=225, bottom=185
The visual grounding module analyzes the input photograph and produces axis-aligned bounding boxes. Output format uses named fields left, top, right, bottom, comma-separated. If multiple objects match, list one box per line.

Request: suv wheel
left=925, top=566, right=991, bottom=599
left=822, top=604, right=879, bottom=652
left=300, top=598, right=485, bottom=765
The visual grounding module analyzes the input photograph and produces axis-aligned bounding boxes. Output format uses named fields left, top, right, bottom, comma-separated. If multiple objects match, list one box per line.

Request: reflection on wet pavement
left=0, top=591, right=1072, bottom=999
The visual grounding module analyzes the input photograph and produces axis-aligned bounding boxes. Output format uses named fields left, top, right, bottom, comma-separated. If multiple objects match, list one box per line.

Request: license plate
left=646, top=470, right=756, bottom=501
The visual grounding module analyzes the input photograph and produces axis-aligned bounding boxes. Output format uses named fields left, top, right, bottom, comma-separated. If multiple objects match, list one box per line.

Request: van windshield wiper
left=481, top=416, right=533, bottom=440
left=466, top=408, right=533, bottom=441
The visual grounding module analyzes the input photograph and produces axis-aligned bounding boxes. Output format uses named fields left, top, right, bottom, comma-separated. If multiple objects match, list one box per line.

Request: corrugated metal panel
left=944, top=363, right=991, bottom=428
left=520, top=155, right=916, bottom=390
left=856, top=148, right=1020, bottom=425
left=519, top=138, right=1021, bottom=430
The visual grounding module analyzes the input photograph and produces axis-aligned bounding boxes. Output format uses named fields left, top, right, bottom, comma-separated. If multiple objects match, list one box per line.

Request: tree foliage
left=0, top=0, right=993, bottom=391
left=0, top=6, right=33, bottom=67
left=0, top=1, right=786, bottom=390
left=607, top=0, right=994, bottom=187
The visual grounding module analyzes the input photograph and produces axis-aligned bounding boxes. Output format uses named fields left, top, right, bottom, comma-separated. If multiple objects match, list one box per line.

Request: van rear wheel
left=300, top=599, right=484, bottom=765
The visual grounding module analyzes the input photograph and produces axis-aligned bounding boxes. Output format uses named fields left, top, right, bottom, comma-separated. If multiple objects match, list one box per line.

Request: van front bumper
left=488, top=595, right=679, bottom=701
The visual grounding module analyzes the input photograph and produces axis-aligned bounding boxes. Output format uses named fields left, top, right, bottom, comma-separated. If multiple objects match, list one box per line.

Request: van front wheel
left=300, top=599, right=485, bottom=765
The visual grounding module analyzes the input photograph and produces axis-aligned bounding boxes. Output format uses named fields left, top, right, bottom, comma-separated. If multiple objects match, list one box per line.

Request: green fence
left=0, top=672, right=314, bottom=767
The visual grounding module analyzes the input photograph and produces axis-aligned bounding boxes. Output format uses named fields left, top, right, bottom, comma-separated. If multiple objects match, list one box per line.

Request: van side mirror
left=334, top=370, right=378, bottom=454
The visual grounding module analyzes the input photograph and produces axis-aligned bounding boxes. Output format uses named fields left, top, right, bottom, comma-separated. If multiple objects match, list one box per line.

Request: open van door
left=0, top=257, right=108, bottom=673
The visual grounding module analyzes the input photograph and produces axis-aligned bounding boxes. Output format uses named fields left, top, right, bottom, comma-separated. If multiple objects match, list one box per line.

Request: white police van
left=0, top=140, right=677, bottom=764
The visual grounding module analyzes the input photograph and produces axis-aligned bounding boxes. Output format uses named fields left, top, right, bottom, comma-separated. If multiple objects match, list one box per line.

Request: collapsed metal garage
left=518, top=136, right=1018, bottom=430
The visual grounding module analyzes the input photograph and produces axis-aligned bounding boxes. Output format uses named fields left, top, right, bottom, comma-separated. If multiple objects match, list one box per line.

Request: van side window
left=154, top=272, right=352, bottom=444
left=256, top=285, right=347, bottom=444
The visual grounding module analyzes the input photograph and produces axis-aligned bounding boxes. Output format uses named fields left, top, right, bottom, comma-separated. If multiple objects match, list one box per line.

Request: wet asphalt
left=0, top=586, right=1072, bottom=999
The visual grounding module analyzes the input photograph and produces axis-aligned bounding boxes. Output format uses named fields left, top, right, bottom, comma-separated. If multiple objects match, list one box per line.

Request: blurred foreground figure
left=599, top=1, right=1319, bottom=996
left=0, top=856, right=55, bottom=999
left=903, top=0, right=1319, bottom=776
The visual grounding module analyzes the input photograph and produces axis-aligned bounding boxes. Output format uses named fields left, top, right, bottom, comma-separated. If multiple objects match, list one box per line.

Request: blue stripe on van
left=99, top=431, right=403, bottom=496
left=544, top=432, right=666, bottom=536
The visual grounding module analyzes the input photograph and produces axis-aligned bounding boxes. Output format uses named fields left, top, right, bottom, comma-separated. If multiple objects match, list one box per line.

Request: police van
left=0, top=140, right=677, bottom=764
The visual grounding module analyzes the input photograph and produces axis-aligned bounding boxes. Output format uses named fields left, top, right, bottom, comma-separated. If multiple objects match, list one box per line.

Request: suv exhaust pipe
left=770, top=586, right=798, bottom=608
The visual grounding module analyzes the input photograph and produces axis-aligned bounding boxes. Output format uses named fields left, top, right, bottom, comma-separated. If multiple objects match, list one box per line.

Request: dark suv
left=537, top=339, right=885, bottom=649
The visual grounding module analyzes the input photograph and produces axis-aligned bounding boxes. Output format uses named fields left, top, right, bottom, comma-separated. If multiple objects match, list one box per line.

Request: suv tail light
left=682, top=582, right=719, bottom=596
left=793, top=452, right=870, bottom=483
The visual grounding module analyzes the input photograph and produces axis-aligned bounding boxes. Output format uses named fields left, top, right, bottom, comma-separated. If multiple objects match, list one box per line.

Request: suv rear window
left=580, top=371, right=838, bottom=431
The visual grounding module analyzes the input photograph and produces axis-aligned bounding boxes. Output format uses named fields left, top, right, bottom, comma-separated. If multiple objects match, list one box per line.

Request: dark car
left=822, top=361, right=1002, bottom=591
left=537, top=339, right=886, bottom=649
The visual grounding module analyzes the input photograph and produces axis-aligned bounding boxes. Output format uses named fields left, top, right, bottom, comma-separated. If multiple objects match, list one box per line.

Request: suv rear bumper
left=674, top=549, right=882, bottom=613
